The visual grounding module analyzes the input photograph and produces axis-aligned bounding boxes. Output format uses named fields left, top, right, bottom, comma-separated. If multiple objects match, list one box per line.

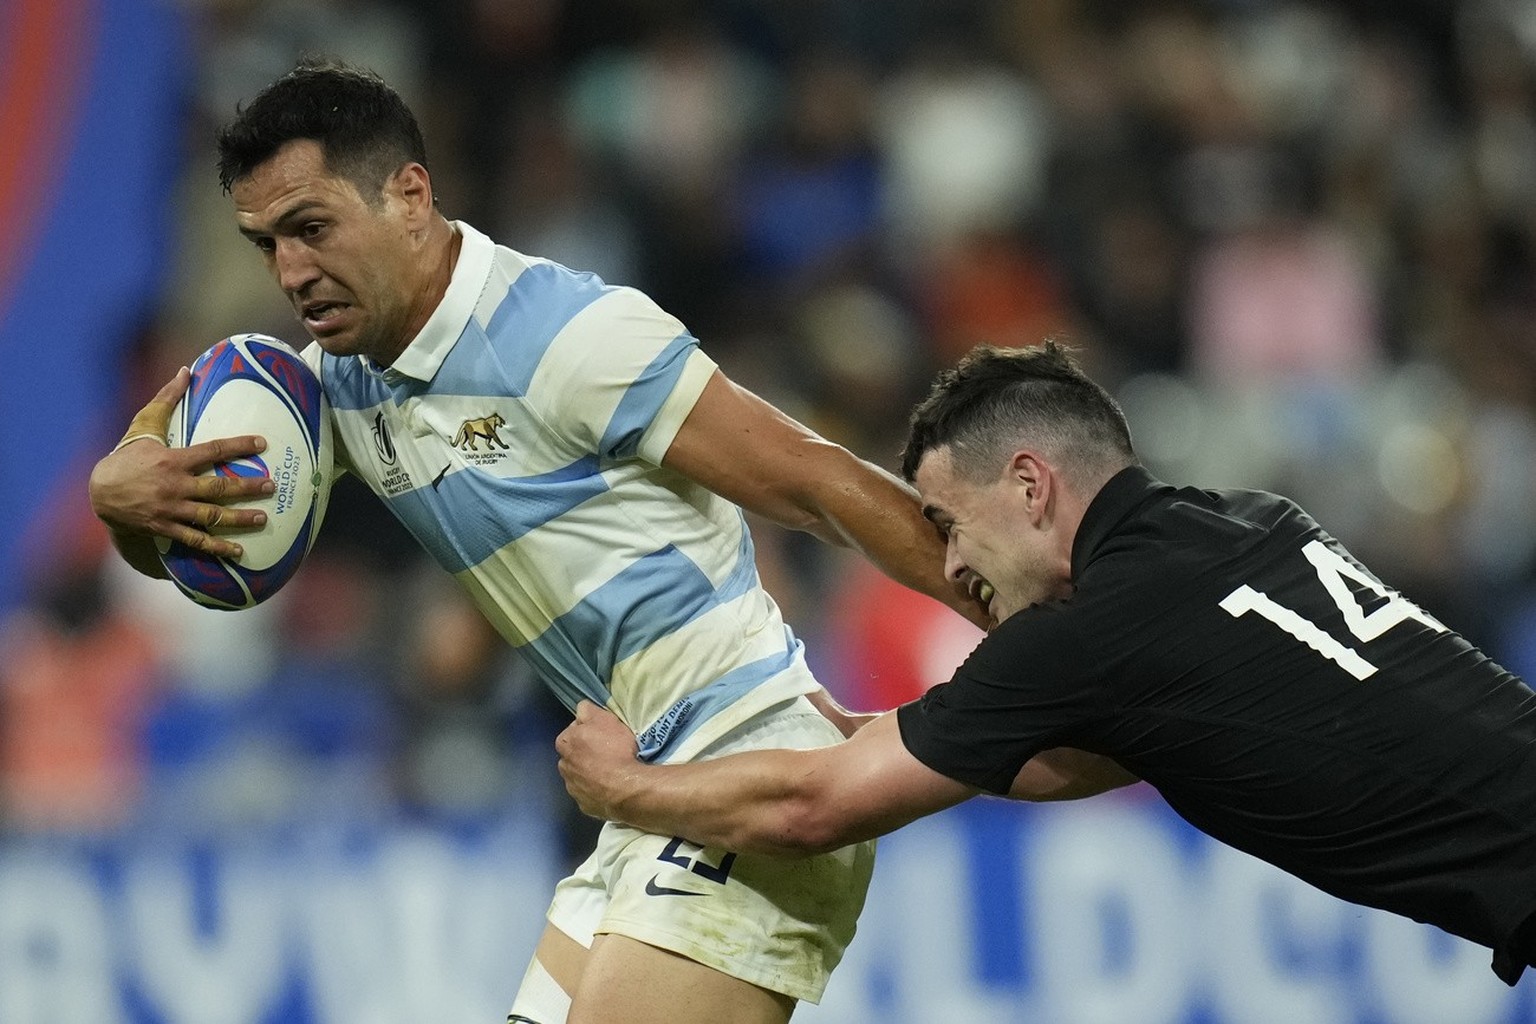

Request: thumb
left=122, top=367, right=190, bottom=441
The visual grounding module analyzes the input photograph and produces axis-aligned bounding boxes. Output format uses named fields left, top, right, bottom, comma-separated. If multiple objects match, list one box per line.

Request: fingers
left=92, top=376, right=279, bottom=562
left=182, top=434, right=268, bottom=473
left=572, top=699, right=624, bottom=724
left=191, top=469, right=274, bottom=505
left=119, top=369, right=268, bottom=468
left=162, top=517, right=246, bottom=560
left=187, top=494, right=267, bottom=534
left=152, top=365, right=192, bottom=405
left=103, top=453, right=269, bottom=552
left=114, top=436, right=274, bottom=523
left=193, top=503, right=246, bottom=530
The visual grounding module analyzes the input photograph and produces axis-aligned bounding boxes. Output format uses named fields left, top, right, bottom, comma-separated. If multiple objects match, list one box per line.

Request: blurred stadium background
left=3, top=0, right=1536, bottom=1020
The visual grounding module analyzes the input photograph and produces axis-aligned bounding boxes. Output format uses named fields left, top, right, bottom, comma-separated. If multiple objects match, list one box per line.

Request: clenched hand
left=556, top=700, right=642, bottom=821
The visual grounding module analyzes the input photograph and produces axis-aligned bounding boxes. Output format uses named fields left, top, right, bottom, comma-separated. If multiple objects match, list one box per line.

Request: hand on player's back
left=88, top=367, right=274, bottom=561
left=556, top=700, right=643, bottom=820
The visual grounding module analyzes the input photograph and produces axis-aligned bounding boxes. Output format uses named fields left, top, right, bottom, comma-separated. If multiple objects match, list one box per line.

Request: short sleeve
left=530, top=284, right=718, bottom=465
left=896, top=605, right=1096, bottom=793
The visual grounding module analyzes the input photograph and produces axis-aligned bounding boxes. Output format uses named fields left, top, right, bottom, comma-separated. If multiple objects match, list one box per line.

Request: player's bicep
left=662, top=370, right=853, bottom=535
left=1008, top=747, right=1139, bottom=802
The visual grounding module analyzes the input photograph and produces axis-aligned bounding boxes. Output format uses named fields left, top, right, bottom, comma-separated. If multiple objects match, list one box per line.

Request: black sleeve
left=896, top=603, right=1098, bottom=794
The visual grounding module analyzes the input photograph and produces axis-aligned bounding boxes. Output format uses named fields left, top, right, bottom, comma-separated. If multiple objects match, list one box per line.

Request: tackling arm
left=557, top=701, right=1143, bottom=856
left=663, top=370, right=990, bottom=629
left=557, top=701, right=978, bottom=857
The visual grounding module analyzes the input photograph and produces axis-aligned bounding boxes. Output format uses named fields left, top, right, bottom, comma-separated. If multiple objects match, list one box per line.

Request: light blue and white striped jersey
left=303, top=222, right=819, bottom=763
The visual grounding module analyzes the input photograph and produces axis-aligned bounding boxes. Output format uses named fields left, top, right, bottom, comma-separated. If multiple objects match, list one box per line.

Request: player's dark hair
left=901, top=342, right=1137, bottom=484
left=215, top=57, right=429, bottom=200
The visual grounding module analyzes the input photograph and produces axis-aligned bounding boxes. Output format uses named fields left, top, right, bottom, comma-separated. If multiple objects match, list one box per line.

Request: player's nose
left=943, top=539, right=967, bottom=583
left=273, top=237, right=321, bottom=293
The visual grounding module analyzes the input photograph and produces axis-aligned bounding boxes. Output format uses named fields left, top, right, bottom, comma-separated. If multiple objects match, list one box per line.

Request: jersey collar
left=372, top=220, right=494, bottom=384
left=1070, top=464, right=1166, bottom=580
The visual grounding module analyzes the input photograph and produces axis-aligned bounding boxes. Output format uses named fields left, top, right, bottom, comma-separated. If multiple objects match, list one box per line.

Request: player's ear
left=392, top=162, right=434, bottom=225
left=1010, top=451, right=1050, bottom=516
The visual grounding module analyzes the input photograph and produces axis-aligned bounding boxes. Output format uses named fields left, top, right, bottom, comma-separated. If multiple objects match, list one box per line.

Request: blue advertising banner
left=0, top=0, right=187, bottom=614
left=2, top=799, right=1530, bottom=1023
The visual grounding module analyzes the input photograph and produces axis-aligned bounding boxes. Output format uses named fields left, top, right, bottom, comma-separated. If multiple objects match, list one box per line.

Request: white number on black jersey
left=1219, top=540, right=1446, bottom=680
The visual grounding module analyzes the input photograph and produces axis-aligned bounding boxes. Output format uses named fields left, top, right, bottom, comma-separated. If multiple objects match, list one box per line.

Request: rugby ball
left=156, top=333, right=333, bottom=610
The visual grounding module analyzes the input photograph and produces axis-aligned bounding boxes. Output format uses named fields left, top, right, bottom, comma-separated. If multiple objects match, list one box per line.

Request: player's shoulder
left=489, top=244, right=665, bottom=321
left=1077, top=478, right=1317, bottom=611
left=1135, top=481, right=1317, bottom=554
left=483, top=246, right=689, bottom=367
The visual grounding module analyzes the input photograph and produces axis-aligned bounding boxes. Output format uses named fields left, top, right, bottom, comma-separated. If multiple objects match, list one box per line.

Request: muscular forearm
left=823, top=460, right=951, bottom=599
left=794, top=447, right=988, bottom=628
left=559, top=705, right=977, bottom=857
left=597, top=749, right=849, bottom=858
left=661, top=374, right=988, bottom=628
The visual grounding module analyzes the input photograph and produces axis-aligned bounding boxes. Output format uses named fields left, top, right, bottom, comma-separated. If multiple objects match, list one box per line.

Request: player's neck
left=388, top=218, right=462, bottom=363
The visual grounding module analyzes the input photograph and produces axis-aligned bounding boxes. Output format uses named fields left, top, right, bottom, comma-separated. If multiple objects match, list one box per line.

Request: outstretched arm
left=804, top=689, right=1137, bottom=794
left=557, top=701, right=978, bottom=857
left=663, top=370, right=990, bottom=629
left=558, top=701, right=1143, bottom=855
left=88, top=368, right=275, bottom=577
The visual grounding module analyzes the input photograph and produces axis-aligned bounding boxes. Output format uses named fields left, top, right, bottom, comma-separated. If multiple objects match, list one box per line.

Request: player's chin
left=990, top=599, right=1025, bottom=625
left=306, top=328, right=363, bottom=357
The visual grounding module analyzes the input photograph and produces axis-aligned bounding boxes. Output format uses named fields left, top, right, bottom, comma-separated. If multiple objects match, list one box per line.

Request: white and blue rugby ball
left=156, top=333, right=333, bottom=610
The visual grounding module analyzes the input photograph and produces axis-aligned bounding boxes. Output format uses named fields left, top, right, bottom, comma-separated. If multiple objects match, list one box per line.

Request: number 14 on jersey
left=1220, top=540, right=1445, bottom=681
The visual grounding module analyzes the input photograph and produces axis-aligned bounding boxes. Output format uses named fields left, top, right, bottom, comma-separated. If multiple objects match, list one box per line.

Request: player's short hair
left=215, top=56, right=429, bottom=201
left=901, top=342, right=1137, bottom=485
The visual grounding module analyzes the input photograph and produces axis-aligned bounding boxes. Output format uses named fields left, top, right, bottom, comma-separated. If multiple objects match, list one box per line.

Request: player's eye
left=251, top=236, right=276, bottom=255
left=301, top=221, right=327, bottom=239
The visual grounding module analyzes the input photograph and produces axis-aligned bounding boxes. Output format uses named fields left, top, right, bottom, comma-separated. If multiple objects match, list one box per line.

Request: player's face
left=915, top=447, right=1071, bottom=625
left=231, top=139, right=433, bottom=365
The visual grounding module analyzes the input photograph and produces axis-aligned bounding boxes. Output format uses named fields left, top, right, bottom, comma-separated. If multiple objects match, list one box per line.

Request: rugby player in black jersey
left=556, top=341, right=1536, bottom=985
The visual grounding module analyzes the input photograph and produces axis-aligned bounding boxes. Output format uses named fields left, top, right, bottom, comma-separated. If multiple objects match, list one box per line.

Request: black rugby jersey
left=898, top=466, right=1536, bottom=982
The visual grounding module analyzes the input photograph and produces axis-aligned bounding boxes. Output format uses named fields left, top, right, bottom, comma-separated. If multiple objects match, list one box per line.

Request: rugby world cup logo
left=372, top=410, right=397, bottom=466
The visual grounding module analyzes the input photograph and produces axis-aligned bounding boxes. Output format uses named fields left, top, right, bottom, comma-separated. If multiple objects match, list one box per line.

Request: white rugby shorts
left=544, top=695, right=877, bottom=1003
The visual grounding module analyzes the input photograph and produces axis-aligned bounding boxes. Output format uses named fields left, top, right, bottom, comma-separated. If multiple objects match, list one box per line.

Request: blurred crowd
left=8, top=0, right=1536, bottom=849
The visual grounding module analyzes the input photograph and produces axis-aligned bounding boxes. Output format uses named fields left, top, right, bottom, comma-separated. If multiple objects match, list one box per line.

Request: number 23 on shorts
left=644, top=837, right=738, bottom=897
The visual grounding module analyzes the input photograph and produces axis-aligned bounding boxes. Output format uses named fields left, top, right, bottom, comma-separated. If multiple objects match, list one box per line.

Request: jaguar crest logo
left=452, top=412, right=511, bottom=452
left=372, top=411, right=397, bottom=465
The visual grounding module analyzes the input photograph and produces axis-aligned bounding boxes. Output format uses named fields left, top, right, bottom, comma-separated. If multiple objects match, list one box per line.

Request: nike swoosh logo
left=644, top=874, right=705, bottom=897
left=431, top=464, right=451, bottom=490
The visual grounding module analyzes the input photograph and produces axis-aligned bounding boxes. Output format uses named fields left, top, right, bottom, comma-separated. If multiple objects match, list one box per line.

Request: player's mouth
left=300, top=300, right=351, bottom=334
